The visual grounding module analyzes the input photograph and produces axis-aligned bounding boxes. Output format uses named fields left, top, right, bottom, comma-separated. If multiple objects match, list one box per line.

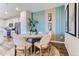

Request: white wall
left=0, top=19, right=5, bottom=28
left=5, top=18, right=19, bottom=27
left=3, top=10, right=31, bottom=34
left=20, top=11, right=27, bottom=34
left=65, top=33, right=79, bottom=56
left=64, top=3, right=79, bottom=56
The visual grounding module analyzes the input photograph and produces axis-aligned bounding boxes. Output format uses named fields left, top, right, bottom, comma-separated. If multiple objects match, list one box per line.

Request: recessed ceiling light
left=16, top=7, right=19, bottom=11
left=5, top=11, right=8, bottom=14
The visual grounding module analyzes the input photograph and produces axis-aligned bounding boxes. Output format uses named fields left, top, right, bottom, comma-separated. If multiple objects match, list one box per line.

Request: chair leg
left=15, top=45, right=16, bottom=56
left=31, top=46, right=32, bottom=55
left=26, top=47, right=27, bottom=56
left=40, top=48, right=42, bottom=56
left=25, top=46, right=26, bottom=56
left=34, top=46, right=36, bottom=55
left=48, top=47, right=50, bottom=56
left=49, top=44, right=52, bottom=56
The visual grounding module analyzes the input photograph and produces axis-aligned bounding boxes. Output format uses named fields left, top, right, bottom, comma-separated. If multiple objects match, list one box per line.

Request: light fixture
left=16, top=7, right=19, bottom=11
left=5, top=11, right=8, bottom=14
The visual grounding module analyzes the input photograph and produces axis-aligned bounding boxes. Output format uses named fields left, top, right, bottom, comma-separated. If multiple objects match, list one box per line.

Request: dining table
left=19, top=33, right=47, bottom=53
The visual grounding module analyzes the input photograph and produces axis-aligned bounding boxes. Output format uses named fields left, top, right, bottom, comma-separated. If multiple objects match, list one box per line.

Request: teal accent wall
left=56, top=6, right=65, bottom=41
left=33, top=11, right=45, bottom=32
left=32, top=6, right=65, bottom=41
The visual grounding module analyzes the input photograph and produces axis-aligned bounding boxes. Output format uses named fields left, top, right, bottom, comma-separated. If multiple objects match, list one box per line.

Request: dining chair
left=0, top=45, right=15, bottom=56
left=34, top=34, right=51, bottom=56
left=19, top=36, right=32, bottom=56
left=49, top=45, right=60, bottom=56
left=11, top=32, right=32, bottom=56
left=0, top=36, right=15, bottom=56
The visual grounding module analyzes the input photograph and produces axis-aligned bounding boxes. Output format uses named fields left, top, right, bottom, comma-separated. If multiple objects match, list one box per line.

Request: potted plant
left=28, top=14, right=38, bottom=34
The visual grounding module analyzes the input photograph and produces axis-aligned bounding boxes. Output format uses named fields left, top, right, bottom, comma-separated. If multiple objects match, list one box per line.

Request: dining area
left=11, top=32, right=56, bottom=56
left=0, top=3, right=69, bottom=56
left=0, top=30, right=62, bottom=56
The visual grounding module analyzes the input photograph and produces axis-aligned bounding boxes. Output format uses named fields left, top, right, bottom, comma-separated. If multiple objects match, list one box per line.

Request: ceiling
left=0, top=3, right=65, bottom=19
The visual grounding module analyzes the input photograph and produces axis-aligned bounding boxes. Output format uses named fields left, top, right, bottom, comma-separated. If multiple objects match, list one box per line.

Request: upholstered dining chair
left=19, top=36, right=32, bottom=56
left=34, top=34, right=51, bottom=56
left=11, top=32, right=32, bottom=56
left=0, top=37, right=15, bottom=56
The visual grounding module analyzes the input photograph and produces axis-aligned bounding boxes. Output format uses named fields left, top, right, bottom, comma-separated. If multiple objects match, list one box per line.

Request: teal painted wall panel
left=33, top=11, right=45, bottom=32
left=56, top=6, right=65, bottom=41
left=33, top=6, right=65, bottom=41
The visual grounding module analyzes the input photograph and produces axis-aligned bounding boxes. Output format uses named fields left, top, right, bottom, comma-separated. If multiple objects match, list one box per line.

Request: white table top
left=18, top=33, right=47, bottom=38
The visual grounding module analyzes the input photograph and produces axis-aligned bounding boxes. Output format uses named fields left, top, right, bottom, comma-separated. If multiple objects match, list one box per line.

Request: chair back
left=19, top=36, right=26, bottom=45
left=11, top=32, right=18, bottom=38
left=40, top=34, right=51, bottom=45
left=11, top=32, right=26, bottom=46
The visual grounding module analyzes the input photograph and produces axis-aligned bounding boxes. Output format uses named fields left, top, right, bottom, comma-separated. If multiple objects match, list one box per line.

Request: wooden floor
left=0, top=36, right=68, bottom=56
left=50, top=41, right=69, bottom=56
left=15, top=41, right=69, bottom=56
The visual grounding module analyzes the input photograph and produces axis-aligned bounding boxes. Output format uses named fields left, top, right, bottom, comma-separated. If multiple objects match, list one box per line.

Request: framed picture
left=66, top=3, right=77, bottom=36
left=48, top=23, right=52, bottom=31
left=65, top=4, right=69, bottom=33
left=48, top=13, right=52, bottom=21
left=9, top=23, right=13, bottom=27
